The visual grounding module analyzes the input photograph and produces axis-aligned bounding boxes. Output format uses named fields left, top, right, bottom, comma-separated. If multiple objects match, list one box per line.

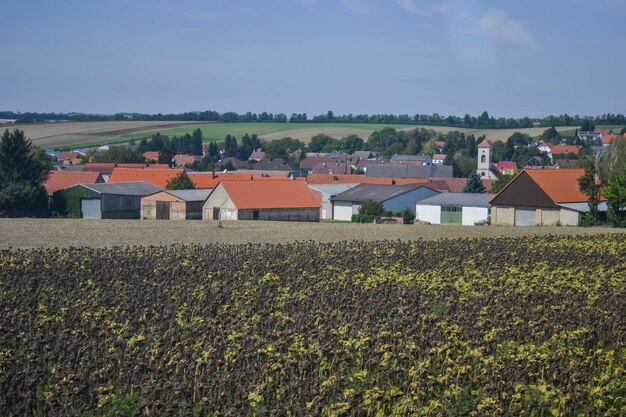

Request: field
left=1, top=235, right=625, bottom=416
left=0, top=121, right=579, bottom=149
left=0, top=219, right=624, bottom=249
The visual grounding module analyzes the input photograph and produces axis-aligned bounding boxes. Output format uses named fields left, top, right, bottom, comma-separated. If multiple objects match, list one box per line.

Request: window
left=442, top=206, right=461, bottom=212
left=481, top=155, right=486, bottom=163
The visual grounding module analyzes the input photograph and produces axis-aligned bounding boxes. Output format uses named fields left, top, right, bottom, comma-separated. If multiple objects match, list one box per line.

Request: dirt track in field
left=0, top=219, right=622, bottom=249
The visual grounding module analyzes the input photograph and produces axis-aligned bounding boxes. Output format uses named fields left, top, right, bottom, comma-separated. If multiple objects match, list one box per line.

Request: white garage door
left=515, top=208, right=536, bottom=226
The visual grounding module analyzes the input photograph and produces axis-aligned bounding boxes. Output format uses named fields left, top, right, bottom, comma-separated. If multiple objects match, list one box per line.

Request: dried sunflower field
left=1, top=235, right=625, bottom=416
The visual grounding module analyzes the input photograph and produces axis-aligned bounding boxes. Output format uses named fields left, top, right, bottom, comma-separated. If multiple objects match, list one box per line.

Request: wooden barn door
left=156, top=201, right=171, bottom=220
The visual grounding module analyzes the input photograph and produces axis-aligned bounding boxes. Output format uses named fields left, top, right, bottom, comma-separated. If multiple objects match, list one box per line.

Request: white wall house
left=415, top=193, right=494, bottom=226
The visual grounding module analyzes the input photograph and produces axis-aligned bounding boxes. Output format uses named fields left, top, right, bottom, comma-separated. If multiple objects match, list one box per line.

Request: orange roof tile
left=43, top=171, right=104, bottom=195
left=525, top=168, right=597, bottom=203
left=143, top=151, right=159, bottom=162
left=305, top=173, right=428, bottom=185
left=549, top=145, right=581, bottom=155
left=188, top=173, right=303, bottom=189
left=108, top=168, right=183, bottom=188
left=217, top=180, right=320, bottom=209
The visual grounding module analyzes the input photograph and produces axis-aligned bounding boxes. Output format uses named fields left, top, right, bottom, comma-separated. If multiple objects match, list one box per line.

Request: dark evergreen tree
left=165, top=172, right=195, bottom=190
left=463, top=170, right=486, bottom=193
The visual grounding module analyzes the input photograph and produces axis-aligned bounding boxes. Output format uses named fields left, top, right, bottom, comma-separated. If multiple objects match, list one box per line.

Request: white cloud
left=478, top=9, right=538, bottom=48
left=396, top=0, right=449, bottom=17
left=341, top=0, right=376, bottom=14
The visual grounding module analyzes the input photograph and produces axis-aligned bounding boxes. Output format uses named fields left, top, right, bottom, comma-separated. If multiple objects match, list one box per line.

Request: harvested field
left=2, top=121, right=579, bottom=148
left=0, top=219, right=622, bottom=249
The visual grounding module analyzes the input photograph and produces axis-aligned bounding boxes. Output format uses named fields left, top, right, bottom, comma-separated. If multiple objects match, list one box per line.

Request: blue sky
left=1, top=0, right=625, bottom=118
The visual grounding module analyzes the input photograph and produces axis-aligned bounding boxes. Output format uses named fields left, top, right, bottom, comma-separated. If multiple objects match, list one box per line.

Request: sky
left=1, top=0, right=625, bottom=118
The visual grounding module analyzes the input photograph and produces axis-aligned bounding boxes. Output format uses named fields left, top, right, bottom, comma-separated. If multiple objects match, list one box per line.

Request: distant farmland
left=1, top=120, right=580, bottom=149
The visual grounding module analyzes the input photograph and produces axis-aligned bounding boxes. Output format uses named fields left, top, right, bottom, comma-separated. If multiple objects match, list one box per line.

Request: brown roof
left=143, top=151, right=160, bottom=162
left=550, top=145, right=581, bottom=155
left=173, top=154, right=203, bottom=167
left=216, top=180, right=320, bottom=209
left=58, top=151, right=82, bottom=161
left=427, top=178, right=496, bottom=193
left=108, top=168, right=183, bottom=188
left=43, top=171, right=104, bottom=195
left=477, top=138, right=491, bottom=148
left=306, top=173, right=429, bottom=185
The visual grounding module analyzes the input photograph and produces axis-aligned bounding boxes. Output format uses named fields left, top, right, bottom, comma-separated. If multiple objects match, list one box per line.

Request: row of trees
left=3, top=110, right=625, bottom=129
left=579, top=137, right=626, bottom=227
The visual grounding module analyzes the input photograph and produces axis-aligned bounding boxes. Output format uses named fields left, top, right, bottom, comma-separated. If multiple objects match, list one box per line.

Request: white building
left=415, top=193, right=495, bottom=226
left=476, top=139, right=499, bottom=180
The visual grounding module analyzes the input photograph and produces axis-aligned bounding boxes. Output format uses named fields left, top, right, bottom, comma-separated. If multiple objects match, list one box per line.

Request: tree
left=580, top=119, right=595, bottom=132
left=359, top=200, right=385, bottom=216
left=158, top=149, right=174, bottom=165
left=0, top=129, right=49, bottom=216
left=463, top=170, right=486, bottom=193
left=308, top=134, right=336, bottom=153
left=540, top=127, right=560, bottom=142
left=578, top=161, right=603, bottom=222
left=604, top=173, right=626, bottom=227
left=421, top=139, right=439, bottom=156
left=165, top=172, right=195, bottom=190
left=490, top=174, right=513, bottom=194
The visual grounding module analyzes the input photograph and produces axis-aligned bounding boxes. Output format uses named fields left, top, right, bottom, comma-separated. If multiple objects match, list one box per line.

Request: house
left=300, top=154, right=350, bottom=173
left=143, top=151, right=160, bottom=162
left=202, top=181, right=320, bottom=222
left=496, top=161, right=518, bottom=176
left=248, top=158, right=294, bottom=172
left=365, top=164, right=453, bottom=179
left=432, top=154, right=446, bottom=166
left=58, top=151, right=82, bottom=162
left=536, top=141, right=555, bottom=154
left=71, top=181, right=162, bottom=219
left=525, top=156, right=546, bottom=169
left=173, top=154, right=203, bottom=167
left=415, top=193, right=495, bottom=226
left=83, top=163, right=170, bottom=181
left=549, top=145, right=581, bottom=160
left=248, top=150, right=266, bottom=162
left=427, top=178, right=496, bottom=193
left=307, top=183, right=359, bottom=220
left=43, top=171, right=105, bottom=196
left=141, top=189, right=212, bottom=220
left=306, top=173, right=429, bottom=186
left=311, top=160, right=351, bottom=175
left=490, top=169, right=605, bottom=226
left=108, top=168, right=184, bottom=188
left=391, top=154, right=432, bottom=165
left=219, top=157, right=249, bottom=169
left=331, top=184, right=440, bottom=221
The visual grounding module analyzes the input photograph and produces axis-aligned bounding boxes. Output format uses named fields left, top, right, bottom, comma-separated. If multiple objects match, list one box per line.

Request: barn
left=330, top=184, right=440, bottom=221
left=415, top=193, right=495, bottom=225
left=141, top=189, right=212, bottom=220
left=202, top=181, right=320, bottom=222
left=78, top=182, right=162, bottom=219
left=490, top=169, right=606, bottom=226
left=307, top=183, right=359, bottom=220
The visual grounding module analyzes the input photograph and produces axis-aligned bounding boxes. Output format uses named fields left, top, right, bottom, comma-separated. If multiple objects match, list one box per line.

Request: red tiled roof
left=427, top=178, right=496, bottom=193
left=58, top=151, right=82, bottom=161
left=602, top=135, right=616, bottom=145
left=248, top=151, right=266, bottom=160
left=550, top=145, right=581, bottom=155
left=478, top=138, right=491, bottom=148
left=306, top=173, right=429, bottom=185
left=173, top=154, right=203, bottom=167
left=189, top=173, right=303, bottom=189
left=432, top=154, right=446, bottom=160
left=43, top=171, right=104, bottom=195
left=108, top=168, right=183, bottom=188
left=143, top=151, right=159, bottom=162
left=218, top=180, right=320, bottom=209
left=525, top=168, right=596, bottom=203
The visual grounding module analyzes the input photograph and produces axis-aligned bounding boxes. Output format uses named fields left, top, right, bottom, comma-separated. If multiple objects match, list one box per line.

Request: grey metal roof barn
left=162, top=189, right=212, bottom=202
left=82, top=181, right=162, bottom=196
left=332, top=184, right=431, bottom=203
left=416, top=193, right=496, bottom=208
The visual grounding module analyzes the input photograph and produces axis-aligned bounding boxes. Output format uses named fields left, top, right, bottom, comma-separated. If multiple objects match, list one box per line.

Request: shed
left=490, top=169, right=606, bottom=226
left=78, top=181, right=162, bottom=219
left=202, top=181, right=320, bottom=222
left=331, top=184, right=440, bottom=221
left=415, top=193, right=495, bottom=226
left=307, top=183, right=359, bottom=220
left=141, top=189, right=212, bottom=220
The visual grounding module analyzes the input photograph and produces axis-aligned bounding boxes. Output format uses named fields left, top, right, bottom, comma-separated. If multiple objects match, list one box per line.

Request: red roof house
left=108, top=168, right=183, bottom=188
left=43, top=171, right=104, bottom=196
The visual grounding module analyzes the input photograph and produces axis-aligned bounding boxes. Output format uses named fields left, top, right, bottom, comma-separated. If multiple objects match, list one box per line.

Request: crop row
left=1, top=235, right=625, bottom=416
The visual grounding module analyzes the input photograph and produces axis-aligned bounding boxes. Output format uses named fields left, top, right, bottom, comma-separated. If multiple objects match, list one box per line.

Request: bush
left=351, top=214, right=379, bottom=223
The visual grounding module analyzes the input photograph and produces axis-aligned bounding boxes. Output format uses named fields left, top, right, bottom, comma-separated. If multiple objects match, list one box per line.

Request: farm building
left=141, top=189, right=212, bottom=220
left=331, top=184, right=440, bottom=221
left=415, top=193, right=495, bottom=226
left=43, top=171, right=105, bottom=196
left=108, top=168, right=184, bottom=188
left=71, top=182, right=162, bottom=219
left=307, top=183, right=359, bottom=220
left=365, top=164, right=453, bottom=179
left=490, top=169, right=605, bottom=226
left=202, top=181, right=320, bottom=222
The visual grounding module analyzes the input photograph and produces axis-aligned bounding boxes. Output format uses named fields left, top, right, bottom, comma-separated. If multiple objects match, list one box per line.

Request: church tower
left=476, top=138, right=498, bottom=179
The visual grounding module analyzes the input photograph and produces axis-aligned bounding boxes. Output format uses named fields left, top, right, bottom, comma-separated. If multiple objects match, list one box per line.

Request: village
left=40, top=127, right=623, bottom=227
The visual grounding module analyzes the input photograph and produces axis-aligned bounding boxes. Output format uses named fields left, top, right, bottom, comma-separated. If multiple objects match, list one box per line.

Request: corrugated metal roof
left=165, top=189, right=213, bottom=201
left=417, top=192, right=496, bottom=208
left=82, top=181, right=162, bottom=196
left=558, top=202, right=608, bottom=213
left=332, top=184, right=432, bottom=203
left=307, top=184, right=359, bottom=195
